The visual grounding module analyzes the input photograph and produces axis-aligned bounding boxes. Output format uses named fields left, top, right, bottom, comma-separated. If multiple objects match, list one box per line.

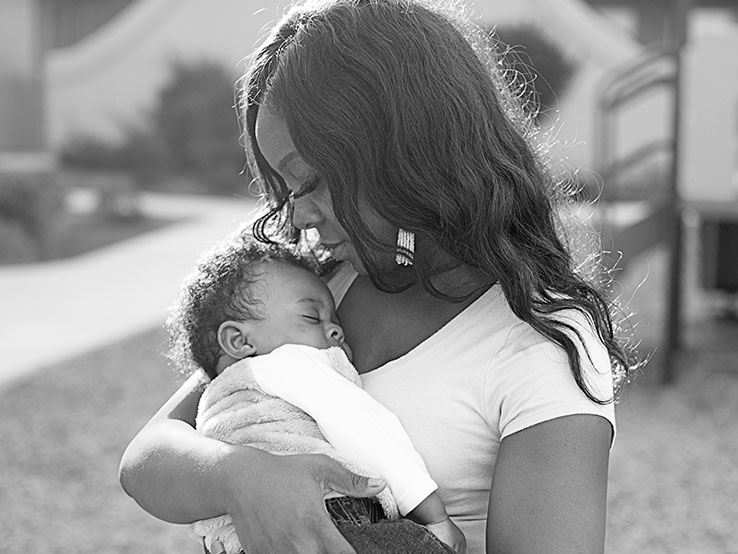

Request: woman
left=119, top=1, right=632, bottom=553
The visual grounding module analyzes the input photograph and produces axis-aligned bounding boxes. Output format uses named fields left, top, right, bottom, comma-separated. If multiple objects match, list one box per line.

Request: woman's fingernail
left=367, top=477, right=386, bottom=488
left=209, top=540, right=226, bottom=554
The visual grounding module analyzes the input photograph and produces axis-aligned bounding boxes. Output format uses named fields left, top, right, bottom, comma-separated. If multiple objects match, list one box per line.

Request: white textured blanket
left=190, top=347, right=399, bottom=554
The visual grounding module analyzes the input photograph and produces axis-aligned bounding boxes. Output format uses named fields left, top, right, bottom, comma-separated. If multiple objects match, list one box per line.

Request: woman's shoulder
left=451, top=288, right=608, bottom=363
left=504, top=305, right=605, bottom=350
left=490, top=304, right=611, bottom=384
left=481, top=305, right=615, bottom=438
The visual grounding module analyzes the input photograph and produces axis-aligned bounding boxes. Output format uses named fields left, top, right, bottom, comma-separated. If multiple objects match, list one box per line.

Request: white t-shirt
left=327, top=263, right=616, bottom=554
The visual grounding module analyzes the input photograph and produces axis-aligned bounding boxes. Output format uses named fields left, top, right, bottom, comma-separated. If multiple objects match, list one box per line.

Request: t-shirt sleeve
left=484, top=312, right=616, bottom=442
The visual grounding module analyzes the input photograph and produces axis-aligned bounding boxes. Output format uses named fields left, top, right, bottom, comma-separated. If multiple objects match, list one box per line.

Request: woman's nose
left=291, top=197, right=323, bottom=230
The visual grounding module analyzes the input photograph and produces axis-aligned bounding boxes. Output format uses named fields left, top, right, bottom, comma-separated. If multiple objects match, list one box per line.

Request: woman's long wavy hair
left=239, top=0, right=635, bottom=402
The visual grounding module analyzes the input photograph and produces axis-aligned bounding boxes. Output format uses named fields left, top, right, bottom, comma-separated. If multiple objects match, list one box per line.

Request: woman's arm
left=118, top=372, right=385, bottom=554
left=119, top=372, right=231, bottom=522
left=486, top=414, right=612, bottom=554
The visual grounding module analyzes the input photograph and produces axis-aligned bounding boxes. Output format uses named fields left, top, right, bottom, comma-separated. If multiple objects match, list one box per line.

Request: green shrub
left=61, top=130, right=157, bottom=173
left=0, top=219, right=40, bottom=263
left=150, top=59, right=247, bottom=192
left=59, top=59, right=249, bottom=197
left=0, top=170, right=61, bottom=261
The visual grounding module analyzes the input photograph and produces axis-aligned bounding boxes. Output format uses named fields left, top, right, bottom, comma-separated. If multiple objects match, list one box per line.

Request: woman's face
left=255, top=108, right=377, bottom=274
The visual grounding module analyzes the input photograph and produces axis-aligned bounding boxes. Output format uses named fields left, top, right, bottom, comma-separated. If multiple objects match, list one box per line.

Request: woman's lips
left=320, top=240, right=344, bottom=249
left=320, top=241, right=346, bottom=257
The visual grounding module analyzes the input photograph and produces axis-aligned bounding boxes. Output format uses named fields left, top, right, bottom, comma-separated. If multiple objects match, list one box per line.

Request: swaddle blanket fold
left=191, top=346, right=399, bottom=554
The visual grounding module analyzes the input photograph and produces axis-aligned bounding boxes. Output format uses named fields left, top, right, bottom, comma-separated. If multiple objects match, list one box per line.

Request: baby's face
left=245, top=261, right=352, bottom=360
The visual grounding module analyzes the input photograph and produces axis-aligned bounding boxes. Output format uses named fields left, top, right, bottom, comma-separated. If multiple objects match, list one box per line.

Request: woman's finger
left=231, top=502, right=357, bottom=554
left=315, top=456, right=387, bottom=498
left=222, top=452, right=364, bottom=554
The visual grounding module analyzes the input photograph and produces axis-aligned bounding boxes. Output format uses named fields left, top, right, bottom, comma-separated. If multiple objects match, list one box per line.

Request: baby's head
left=167, top=231, right=348, bottom=379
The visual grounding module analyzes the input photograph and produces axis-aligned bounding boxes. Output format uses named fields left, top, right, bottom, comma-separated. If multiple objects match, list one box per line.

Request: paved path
left=0, top=190, right=258, bottom=388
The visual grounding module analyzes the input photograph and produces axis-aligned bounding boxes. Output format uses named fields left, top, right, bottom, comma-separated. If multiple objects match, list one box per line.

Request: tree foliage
left=492, top=24, right=577, bottom=119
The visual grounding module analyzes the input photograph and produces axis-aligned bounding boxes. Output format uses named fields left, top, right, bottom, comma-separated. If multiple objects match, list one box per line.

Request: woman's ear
left=218, top=321, right=257, bottom=359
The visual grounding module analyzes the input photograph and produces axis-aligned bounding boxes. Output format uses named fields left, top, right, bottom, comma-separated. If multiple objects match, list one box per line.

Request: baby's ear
left=217, top=321, right=257, bottom=359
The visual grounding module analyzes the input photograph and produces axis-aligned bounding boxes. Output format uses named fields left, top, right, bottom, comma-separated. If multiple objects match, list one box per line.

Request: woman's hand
left=120, top=373, right=385, bottom=553
left=217, top=449, right=387, bottom=554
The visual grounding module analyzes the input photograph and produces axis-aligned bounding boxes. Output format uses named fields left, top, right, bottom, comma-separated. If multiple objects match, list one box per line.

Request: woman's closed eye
left=289, top=174, right=321, bottom=201
left=302, top=314, right=321, bottom=323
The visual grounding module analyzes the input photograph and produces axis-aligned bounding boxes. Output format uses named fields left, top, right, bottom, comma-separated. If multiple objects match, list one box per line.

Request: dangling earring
left=395, top=228, right=415, bottom=266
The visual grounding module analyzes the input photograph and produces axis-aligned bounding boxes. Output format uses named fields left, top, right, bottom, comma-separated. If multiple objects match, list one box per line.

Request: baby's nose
left=326, top=323, right=344, bottom=343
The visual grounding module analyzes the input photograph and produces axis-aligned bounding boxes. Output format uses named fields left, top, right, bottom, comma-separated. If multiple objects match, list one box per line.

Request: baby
left=166, top=230, right=466, bottom=554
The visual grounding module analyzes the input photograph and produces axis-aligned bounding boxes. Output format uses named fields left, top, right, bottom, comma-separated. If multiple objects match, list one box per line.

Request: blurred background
left=0, top=0, right=736, bottom=553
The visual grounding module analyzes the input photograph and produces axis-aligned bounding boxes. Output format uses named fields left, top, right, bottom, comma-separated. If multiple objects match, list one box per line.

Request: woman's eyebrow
left=277, top=151, right=300, bottom=173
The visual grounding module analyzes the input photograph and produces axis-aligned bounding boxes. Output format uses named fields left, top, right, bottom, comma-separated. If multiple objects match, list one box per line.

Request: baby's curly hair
left=166, top=228, right=318, bottom=379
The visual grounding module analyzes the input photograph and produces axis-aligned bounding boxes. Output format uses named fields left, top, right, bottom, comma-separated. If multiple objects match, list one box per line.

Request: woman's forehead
left=255, top=109, right=296, bottom=169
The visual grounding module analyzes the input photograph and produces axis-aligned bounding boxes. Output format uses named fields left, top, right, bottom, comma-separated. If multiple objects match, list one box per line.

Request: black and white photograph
left=1, top=1, right=736, bottom=553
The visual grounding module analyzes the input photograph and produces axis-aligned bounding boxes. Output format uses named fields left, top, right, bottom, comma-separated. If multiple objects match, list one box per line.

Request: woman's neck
left=337, top=270, right=490, bottom=373
left=403, top=262, right=492, bottom=302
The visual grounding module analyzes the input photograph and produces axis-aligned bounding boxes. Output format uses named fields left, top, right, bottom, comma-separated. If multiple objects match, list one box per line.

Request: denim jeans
left=202, top=497, right=456, bottom=554
left=326, top=497, right=456, bottom=554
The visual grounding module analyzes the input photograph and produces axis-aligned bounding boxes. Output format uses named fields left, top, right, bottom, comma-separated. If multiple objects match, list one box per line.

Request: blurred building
left=40, top=0, right=135, bottom=50
left=0, top=0, right=736, bottom=200
left=586, top=0, right=737, bottom=45
left=39, top=0, right=644, bottom=153
left=0, top=0, right=43, bottom=152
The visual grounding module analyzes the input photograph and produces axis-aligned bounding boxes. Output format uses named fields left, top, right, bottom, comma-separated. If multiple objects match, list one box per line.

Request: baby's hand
left=425, top=517, right=466, bottom=554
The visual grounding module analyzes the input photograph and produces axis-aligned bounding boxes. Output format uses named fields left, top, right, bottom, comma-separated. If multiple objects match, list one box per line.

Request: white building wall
left=680, top=30, right=738, bottom=202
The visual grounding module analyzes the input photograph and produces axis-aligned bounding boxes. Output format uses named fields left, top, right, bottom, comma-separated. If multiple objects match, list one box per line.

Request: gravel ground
left=605, top=218, right=738, bottom=554
left=0, top=331, right=201, bottom=554
left=608, top=372, right=738, bottom=554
